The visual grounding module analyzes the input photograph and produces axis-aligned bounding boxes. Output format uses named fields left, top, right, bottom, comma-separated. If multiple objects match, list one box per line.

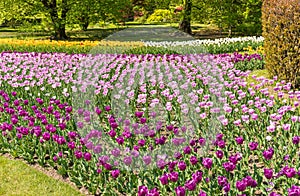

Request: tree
left=196, top=0, right=262, bottom=36
left=179, top=0, right=192, bottom=34
left=0, top=0, right=131, bottom=38
left=0, top=0, right=70, bottom=39
left=68, top=0, right=130, bottom=31
left=177, top=0, right=262, bottom=35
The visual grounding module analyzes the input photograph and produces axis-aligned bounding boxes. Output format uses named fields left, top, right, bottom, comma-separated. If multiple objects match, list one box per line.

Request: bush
left=262, top=0, right=300, bottom=88
left=146, top=9, right=174, bottom=23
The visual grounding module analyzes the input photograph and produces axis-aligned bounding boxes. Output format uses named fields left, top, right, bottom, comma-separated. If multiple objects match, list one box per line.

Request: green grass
left=0, top=22, right=217, bottom=41
left=0, top=155, right=83, bottom=196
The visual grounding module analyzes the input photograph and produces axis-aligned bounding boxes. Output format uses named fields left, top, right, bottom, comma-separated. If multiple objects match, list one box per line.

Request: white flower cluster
left=143, top=36, right=264, bottom=47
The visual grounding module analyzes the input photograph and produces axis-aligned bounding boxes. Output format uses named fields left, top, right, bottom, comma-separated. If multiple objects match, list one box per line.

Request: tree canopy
left=0, top=0, right=262, bottom=38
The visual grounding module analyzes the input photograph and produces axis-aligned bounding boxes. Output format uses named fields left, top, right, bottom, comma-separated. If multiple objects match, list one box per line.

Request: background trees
left=0, top=0, right=263, bottom=39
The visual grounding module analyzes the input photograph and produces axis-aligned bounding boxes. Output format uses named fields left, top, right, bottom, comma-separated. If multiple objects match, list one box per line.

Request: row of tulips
left=0, top=39, right=144, bottom=54
left=0, top=52, right=299, bottom=195
left=0, top=36, right=264, bottom=54
left=143, top=36, right=264, bottom=54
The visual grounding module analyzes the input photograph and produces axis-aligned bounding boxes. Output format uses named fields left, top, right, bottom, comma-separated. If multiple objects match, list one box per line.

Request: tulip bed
left=0, top=36, right=264, bottom=54
left=0, top=51, right=299, bottom=196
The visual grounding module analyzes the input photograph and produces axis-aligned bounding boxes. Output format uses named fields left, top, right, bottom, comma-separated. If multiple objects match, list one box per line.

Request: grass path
left=0, top=155, right=83, bottom=196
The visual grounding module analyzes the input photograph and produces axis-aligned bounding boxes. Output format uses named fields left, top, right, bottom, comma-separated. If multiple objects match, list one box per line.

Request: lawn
left=0, top=155, right=83, bottom=196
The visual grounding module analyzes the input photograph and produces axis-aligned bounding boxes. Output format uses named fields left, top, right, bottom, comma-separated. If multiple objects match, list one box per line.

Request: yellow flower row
left=0, top=39, right=145, bottom=48
left=243, top=45, right=265, bottom=54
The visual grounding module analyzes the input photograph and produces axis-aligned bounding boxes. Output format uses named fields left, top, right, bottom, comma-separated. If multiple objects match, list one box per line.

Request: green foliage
left=0, top=0, right=131, bottom=38
left=234, top=58, right=265, bottom=72
left=68, top=0, right=132, bottom=30
left=262, top=0, right=300, bottom=88
left=124, top=46, right=179, bottom=54
left=146, top=9, right=175, bottom=23
left=205, top=40, right=263, bottom=54
left=0, top=43, right=90, bottom=54
left=192, top=0, right=262, bottom=35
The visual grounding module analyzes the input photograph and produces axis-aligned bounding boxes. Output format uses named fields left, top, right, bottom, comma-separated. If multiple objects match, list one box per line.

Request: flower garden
left=0, top=34, right=299, bottom=196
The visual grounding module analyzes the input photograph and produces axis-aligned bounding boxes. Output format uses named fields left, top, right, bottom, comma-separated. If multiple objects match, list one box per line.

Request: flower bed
left=0, top=36, right=264, bottom=54
left=0, top=52, right=299, bottom=196
left=143, top=36, right=264, bottom=54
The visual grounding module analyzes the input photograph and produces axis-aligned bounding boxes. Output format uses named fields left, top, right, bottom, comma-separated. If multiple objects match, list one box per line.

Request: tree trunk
left=80, top=15, right=89, bottom=31
left=54, top=23, right=68, bottom=40
left=179, top=0, right=192, bottom=34
left=42, top=0, right=69, bottom=40
left=81, top=21, right=89, bottom=31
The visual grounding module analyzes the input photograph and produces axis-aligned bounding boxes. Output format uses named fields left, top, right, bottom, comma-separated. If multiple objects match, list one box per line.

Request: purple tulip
left=223, top=183, right=230, bottom=192
left=42, top=132, right=51, bottom=141
left=148, top=188, right=160, bottom=196
left=140, top=117, right=147, bottom=124
left=138, top=139, right=146, bottom=146
left=284, top=167, right=296, bottom=178
left=243, top=176, right=257, bottom=187
left=175, top=186, right=185, bottom=196
left=168, top=161, right=177, bottom=172
left=104, top=105, right=111, bottom=111
left=74, top=150, right=83, bottom=159
left=185, top=179, right=196, bottom=191
left=84, top=152, right=92, bottom=161
left=223, top=161, right=236, bottom=172
left=178, top=161, right=187, bottom=171
left=169, top=171, right=179, bottom=182
left=264, top=168, right=273, bottom=179
left=159, top=174, right=169, bottom=185
left=216, top=133, right=223, bottom=141
left=156, top=159, right=167, bottom=170
left=190, top=156, right=198, bottom=165
left=111, top=169, right=120, bottom=179
left=53, top=155, right=58, bottom=162
left=192, top=170, right=203, bottom=183
left=68, top=141, right=76, bottom=150
left=216, top=150, right=224, bottom=159
left=95, top=107, right=102, bottom=115
left=116, top=136, right=124, bottom=145
left=138, top=185, right=149, bottom=196
left=292, top=136, right=300, bottom=145
left=263, top=148, right=274, bottom=160
left=183, top=146, right=191, bottom=154
left=198, top=190, right=207, bottom=196
left=199, top=137, right=206, bottom=146
left=166, top=124, right=174, bottom=131
left=123, top=156, right=132, bottom=166
left=202, top=158, right=213, bottom=169
left=249, top=142, right=258, bottom=150
left=96, top=169, right=102, bottom=174
left=235, top=136, right=244, bottom=144
left=218, top=176, right=228, bottom=187
left=143, top=155, right=152, bottom=165
left=236, top=180, right=247, bottom=192
left=135, top=111, right=144, bottom=118
left=288, top=185, right=300, bottom=196
left=217, top=140, right=226, bottom=148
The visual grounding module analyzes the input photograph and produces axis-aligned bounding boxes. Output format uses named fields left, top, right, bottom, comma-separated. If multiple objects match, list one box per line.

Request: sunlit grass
left=0, top=155, right=83, bottom=196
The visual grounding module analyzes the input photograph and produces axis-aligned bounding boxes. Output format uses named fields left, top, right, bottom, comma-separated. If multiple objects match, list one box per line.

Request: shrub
left=262, top=0, right=300, bottom=88
left=146, top=9, right=174, bottom=23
